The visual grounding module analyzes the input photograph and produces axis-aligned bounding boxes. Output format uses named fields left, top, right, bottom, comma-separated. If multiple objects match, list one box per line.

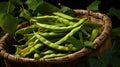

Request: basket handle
left=0, top=33, right=9, bottom=55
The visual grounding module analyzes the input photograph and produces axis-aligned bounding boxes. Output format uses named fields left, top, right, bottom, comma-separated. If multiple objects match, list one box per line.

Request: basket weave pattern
left=0, top=9, right=112, bottom=67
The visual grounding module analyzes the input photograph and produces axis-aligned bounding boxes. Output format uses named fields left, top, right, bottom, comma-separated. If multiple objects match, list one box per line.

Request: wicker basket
left=0, top=9, right=112, bottom=67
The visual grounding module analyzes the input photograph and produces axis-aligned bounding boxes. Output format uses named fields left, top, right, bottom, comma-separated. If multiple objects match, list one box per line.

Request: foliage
left=87, top=0, right=101, bottom=11
left=0, top=0, right=60, bottom=36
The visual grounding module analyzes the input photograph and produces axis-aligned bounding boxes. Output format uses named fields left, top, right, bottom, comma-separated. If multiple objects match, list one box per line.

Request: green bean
left=36, top=18, right=87, bottom=32
left=24, top=35, right=36, bottom=46
left=53, top=12, right=74, bottom=20
left=24, top=31, right=66, bottom=38
left=80, top=28, right=90, bottom=37
left=90, top=28, right=99, bottom=41
left=14, top=46, right=22, bottom=56
left=23, top=43, right=43, bottom=57
left=34, top=32, right=70, bottom=51
left=42, top=53, right=66, bottom=59
left=31, top=16, right=59, bottom=24
left=41, top=50, right=54, bottom=55
left=56, top=17, right=74, bottom=25
left=15, top=24, right=38, bottom=34
left=32, top=15, right=75, bottom=26
left=31, top=16, right=67, bottom=27
left=55, top=22, right=85, bottom=45
left=19, top=45, right=33, bottom=57
left=18, top=36, right=40, bottom=57
left=34, top=53, right=40, bottom=59
left=38, top=31, right=66, bottom=37
left=30, top=39, right=39, bottom=46
left=32, top=15, right=59, bottom=19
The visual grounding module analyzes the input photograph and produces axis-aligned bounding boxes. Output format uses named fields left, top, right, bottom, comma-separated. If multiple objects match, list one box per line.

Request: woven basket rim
left=0, top=9, right=112, bottom=63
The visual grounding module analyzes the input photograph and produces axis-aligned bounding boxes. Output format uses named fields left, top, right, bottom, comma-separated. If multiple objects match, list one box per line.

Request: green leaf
left=25, top=0, right=43, bottom=11
left=101, top=51, right=113, bottom=66
left=60, top=5, right=75, bottom=17
left=111, top=56, right=120, bottom=67
left=88, top=57, right=107, bottom=67
left=84, top=41, right=96, bottom=49
left=0, top=13, right=19, bottom=35
left=108, top=7, right=120, bottom=19
left=34, top=1, right=60, bottom=14
left=9, top=0, right=23, bottom=5
left=88, top=57, right=99, bottom=67
left=111, top=27, right=120, bottom=37
left=0, top=2, right=15, bottom=14
left=68, top=36, right=84, bottom=50
left=87, top=0, right=101, bottom=11
left=19, top=9, right=32, bottom=20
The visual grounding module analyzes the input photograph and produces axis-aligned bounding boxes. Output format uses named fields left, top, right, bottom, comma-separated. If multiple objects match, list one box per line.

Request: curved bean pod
left=41, top=50, right=55, bottom=55
left=23, top=43, right=44, bottom=57
left=53, top=12, right=74, bottom=20
left=90, top=28, right=99, bottom=41
left=56, top=17, right=74, bottom=25
left=15, top=24, right=38, bottom=34
left=34, top=32, right=70, bottom=51
left=36, top=18, right=87, bottom=32
left=55, top=21, right=86, bottom=45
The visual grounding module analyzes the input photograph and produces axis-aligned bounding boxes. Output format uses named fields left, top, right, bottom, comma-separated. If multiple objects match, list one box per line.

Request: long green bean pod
left=34, top=32, right=70, bottom=51
left=32, top=15, right=59, bottom=19
left=23, top=43, right=44, bottom=57
left=42, top=53, right=66, bottom=59
left=15, top=24, right=38, bottom=34
left=32, top=15, right=75, bottom=26
left=36, top=18, right=87, bottom=32
left=55, top=20, right=86, bottom=45
left=56, top=17, right=74, bottom=25
left=24, top=31, right=67, bottom=38
left=41, top=50, right=55, bottom=55
left=53, top=12, right=74, bottom=20
left=31, top=16, right=66, bottom=26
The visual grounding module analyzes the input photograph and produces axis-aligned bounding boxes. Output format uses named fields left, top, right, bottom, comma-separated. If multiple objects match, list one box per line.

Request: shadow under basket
left=0, top=9, right=112, bottom=67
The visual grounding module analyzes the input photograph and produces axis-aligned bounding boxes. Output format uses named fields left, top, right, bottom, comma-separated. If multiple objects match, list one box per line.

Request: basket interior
left=0, top=9, right=112, bottom=64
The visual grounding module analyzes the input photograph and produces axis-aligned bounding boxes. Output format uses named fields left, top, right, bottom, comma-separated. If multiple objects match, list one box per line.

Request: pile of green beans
left=14, top=12, right=102, bottom=59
